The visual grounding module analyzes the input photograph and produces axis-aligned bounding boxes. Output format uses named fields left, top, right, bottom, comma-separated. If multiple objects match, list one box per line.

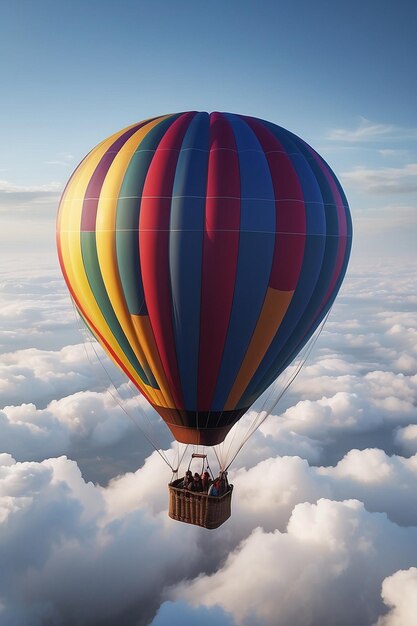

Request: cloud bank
left=0, top=259, right=416, bottom=625
left=2, top=452, right=417, bottom=626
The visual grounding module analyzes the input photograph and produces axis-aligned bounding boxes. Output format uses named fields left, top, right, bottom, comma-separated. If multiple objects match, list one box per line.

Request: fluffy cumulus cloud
left=2, top=262, right=417, bottom=474
left=228, top=449, right=417, bottom=534
left=0, top=270, right=173, bottom=475
left=375, top=568, right=417, bottom=626
left=0, top=268, right=77, bottom=353
left=0, top=454, right=204, bottom=626
left=1, top=258, right=417, bottom=624
left=395, top=424, right=417, bottom=454
left=0, top=388, right=143, bottom=460
left=2, top=452, right=417, bottom=626
left=0, top=344, right=98, bottom=407
left=165, top=499, right=417, bottom=626
left=0, top=376, right=173, bottom=484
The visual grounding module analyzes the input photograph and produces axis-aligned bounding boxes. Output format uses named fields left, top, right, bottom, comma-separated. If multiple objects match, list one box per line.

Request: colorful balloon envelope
left=57, top=111, right=352, bottom=446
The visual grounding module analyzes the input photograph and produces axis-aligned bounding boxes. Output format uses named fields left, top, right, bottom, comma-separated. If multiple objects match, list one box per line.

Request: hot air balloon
left=57, top=111, right=352, bottom=528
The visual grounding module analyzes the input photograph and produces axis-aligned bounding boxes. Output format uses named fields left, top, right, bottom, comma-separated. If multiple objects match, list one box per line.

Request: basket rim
left=168, top=482, right=233, bottom=501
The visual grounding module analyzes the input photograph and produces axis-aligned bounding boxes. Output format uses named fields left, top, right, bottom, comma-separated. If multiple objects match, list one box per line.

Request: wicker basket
left=168, top=481, right=233, bottom=529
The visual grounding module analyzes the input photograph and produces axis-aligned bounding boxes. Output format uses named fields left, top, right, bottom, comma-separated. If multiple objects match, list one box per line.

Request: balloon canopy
left=57, top=111, right=352, bottom=446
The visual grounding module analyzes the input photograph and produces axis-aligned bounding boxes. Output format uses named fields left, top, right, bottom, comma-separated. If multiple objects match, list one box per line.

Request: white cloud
left=45, top=153, right=74, bottom=166
left=0, top=255, right=416, bottom=623
left=378, top=149, right=407, bottom=158
left=317, top=449, right=417, bottom=527
left=353, top=205, right=417, bottom=235
left=0, top=453, right=16, bottom=467
left=0, top=455, right=204, bottom=626
left=170, top=499, right=417, bottom=626
left=375, top=568, right=417, bottom=626
left=394, top=424, right=417, bottom=455
left=327, top=118, right=417, bottom=143
left=0, top=179, right=62, bottom=213
left=0, top=343, right=100, bottom=407
left=341, top=163, right=417, bottom=194
left=228, top=448, right=417, bottom=535
left=0, top=270, right=78, bottom=353
left=323, top=447, right=393, bottom=483
left=262, top=376, right=417, bottom=448
left=2, top=450, right=417, bottom=626
left=0, top=180, right=62, bottom=195
left=0, top=384, right=174, bottom=469
left=1, top=265, right=417, bottom=477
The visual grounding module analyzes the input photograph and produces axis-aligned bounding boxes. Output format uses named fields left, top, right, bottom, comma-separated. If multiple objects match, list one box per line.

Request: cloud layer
left=0, top=259, right=416, bottom=625
left=2, top=452, right=417, bottom=626
left=0, top=179, right=62, bottom=213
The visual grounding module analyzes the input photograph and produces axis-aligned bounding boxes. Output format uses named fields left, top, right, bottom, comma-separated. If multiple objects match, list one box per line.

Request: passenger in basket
left=208, top=477, right=221, bottom=496
left=201, top=471, right=211, bottom=493
left=218, top=472, right=229, bottom=496
left=190, top=472, right=204, bottom=492
left=181, top=470, right=193, bottom=489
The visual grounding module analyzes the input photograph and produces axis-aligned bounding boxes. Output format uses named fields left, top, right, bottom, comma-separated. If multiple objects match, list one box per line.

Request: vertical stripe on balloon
left=81, top=231, right=153, bottom=386
left=80, top=121, right=151, bottom=232
left=78, top=123, right=163, bottom=390
left=225, top=287, right=294, bottom=410
left=224, top=115, right=308, bottom=410
left=238, top=123, right=327, bottom=408
left=169, top=112, right=210, bottom=410
left=243, top=115, right=306, bottom=290
left=115, top=115, right=182, bottom=408
left=139, top=112, right=196, bottom=411
left=57, top=111, right=352, bottom=445
left=116, top=115, right=181, bottom=316
left=57, top=124, right=159, bottom=401
left=95, top=119, right=173, bottom=405
left=197, top=113, right=241, bottom=411
left=245, top=129, right=346, bottom=404
left=302, top=145, right=348, bottom=316
left=286, top=133, right=340, bottom=320
left=211, top=113, right=276, bottom=411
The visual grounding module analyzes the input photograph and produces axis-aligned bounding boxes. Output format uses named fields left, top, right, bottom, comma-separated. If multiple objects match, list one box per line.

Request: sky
left=0, top=1, right=417, bottom=625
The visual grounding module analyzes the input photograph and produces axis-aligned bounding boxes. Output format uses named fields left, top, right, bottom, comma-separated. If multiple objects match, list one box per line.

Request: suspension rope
left=124, top=378, right=167, bottom=452
left=170, top=443, right=189, bottom=481
left=214, top=320, right=319, bottom=470
left=71, top=300, right=176, bottom=471
left=71, top=290, right=333, bottom=476
left=222, top=309, right=331, bottom=471
left=212, top=446, right=221, bottom=472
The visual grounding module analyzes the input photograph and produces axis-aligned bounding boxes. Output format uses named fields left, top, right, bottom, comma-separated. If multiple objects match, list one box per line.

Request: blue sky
left=1, top=0, right=416, bottom=169
left=1, top=0, right=416, bottom=265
